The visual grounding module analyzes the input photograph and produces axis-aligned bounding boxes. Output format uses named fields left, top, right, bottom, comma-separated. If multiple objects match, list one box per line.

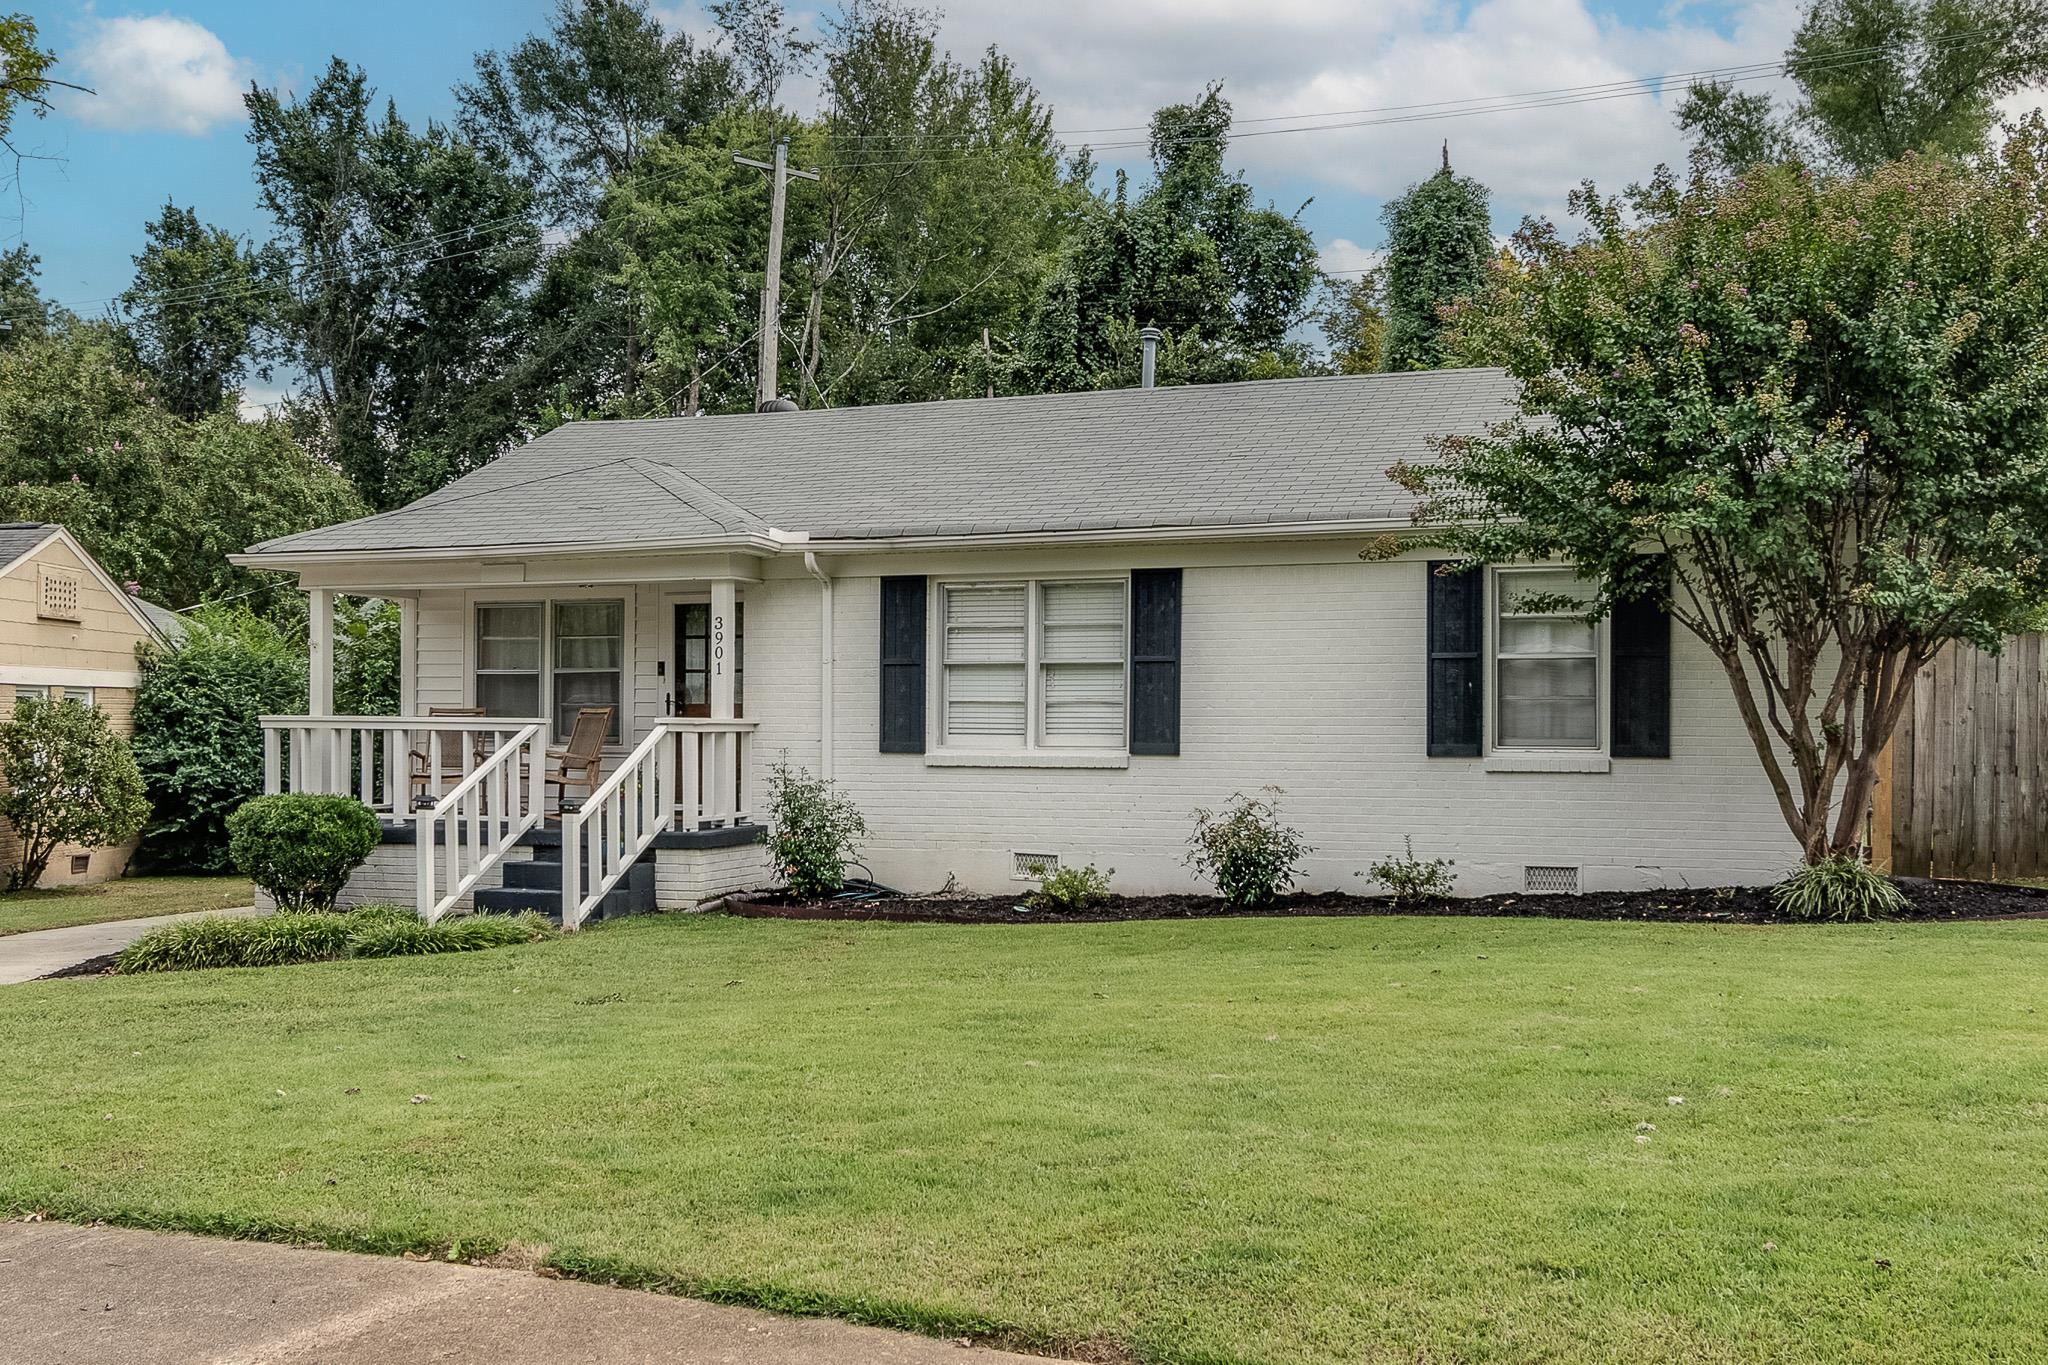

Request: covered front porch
left=258, top=564, right=787, bottom=928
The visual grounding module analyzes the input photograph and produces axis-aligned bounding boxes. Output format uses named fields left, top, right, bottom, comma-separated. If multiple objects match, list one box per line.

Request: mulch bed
left=724, top=877, right=2048, bottom=926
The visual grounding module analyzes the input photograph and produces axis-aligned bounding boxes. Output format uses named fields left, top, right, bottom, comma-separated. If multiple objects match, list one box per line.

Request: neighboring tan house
left=0, top=523, right=169, bottom=887
left=234, top=367, right=1815, bottom=928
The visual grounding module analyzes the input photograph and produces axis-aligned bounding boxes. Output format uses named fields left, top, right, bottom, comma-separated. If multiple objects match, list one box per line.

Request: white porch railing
left=559, top=717, right=759, bottom=930
left=259, top=715, right=546, bottom=812
left=417, top=724, right=547, bottom=923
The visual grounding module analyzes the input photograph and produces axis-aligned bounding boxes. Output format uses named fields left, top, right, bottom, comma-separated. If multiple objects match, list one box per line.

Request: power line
left=13, top=19, right=2024, bottom=326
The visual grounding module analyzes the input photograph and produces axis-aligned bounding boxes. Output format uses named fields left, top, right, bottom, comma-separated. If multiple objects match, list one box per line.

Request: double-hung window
left=939, top=578, right=1126, bottom=750
left=552, top=601, right=623, bottom=741
left=12, top=684, right=94, bottom=711
left=474, top=599, right=624, bottom=743
left=1493, top=568, right=1600, bottom=751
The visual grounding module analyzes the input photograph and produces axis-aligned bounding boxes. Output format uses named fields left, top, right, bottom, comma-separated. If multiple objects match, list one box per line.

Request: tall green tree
left=1018, top=85, right=1319, bottom=392
left=247, top=59, right=541, bottom=508
left=119, top=202, right=273, bottom=418
left=458, top=0, right=736, bottom=412
left=1411, top=126, right=2048, bottom=865
left=1679, top=0, right=2048, bottom=174
left=1322, top=272, right=1388, bottom=375
left=789, top=1, right=1073, bottom=406
left=1379, top=145, right=1493, bottom=371
left=0, top=242, right=56, bottom=349
left=1, top=11, right=54, bottom=200
left=0, top=321, right=362, bottom=613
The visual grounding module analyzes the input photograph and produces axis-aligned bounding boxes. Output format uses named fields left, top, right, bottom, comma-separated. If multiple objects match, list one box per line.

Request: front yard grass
left=3, top=913, right=2045, bottom=1364
left=0, top=874, right=252, bottom=936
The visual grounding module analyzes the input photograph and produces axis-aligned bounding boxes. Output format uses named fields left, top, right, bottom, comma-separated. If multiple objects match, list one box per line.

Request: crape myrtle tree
left=1401, top=126, right=2048, bottom=865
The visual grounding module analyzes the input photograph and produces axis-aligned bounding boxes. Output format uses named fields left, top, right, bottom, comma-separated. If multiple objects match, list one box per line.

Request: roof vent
left=1138, top=326, right=1162, bottom=389
left=756, top=397, right=800, bottom=413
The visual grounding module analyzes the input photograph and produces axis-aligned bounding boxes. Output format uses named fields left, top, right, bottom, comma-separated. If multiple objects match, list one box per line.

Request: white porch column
left=308, top=588, right=335, bottom=716
left=397, top=595, right=419, bottom=717
left=710, top=579, right=737, bottom=720
left=710, top=579, right=737, bottom=824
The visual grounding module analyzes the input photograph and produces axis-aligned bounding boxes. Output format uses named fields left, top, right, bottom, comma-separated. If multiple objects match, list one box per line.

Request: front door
left=673, top=601, right=743, bottom=717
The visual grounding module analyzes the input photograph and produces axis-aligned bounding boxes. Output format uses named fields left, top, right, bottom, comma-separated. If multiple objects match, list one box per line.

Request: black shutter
left=1129, top=568, right=1182, bottom=756
left=879, top=575, right=926, bottom=753
left=1426, top=562, right=1483, bottom=757
left=1610, top=559, right=1672, bottom=759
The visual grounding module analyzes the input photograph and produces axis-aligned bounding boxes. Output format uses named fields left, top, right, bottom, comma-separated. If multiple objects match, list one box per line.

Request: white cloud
left=898, top=0, right=1803, bottom=224
left=65, top=15, right=252, bottom=136
left=1319, top=238, right=1384, bottom=276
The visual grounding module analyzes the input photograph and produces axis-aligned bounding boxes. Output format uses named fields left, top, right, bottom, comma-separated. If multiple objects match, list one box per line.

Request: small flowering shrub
left=1771, top=854, right=1906, bottom=922
left=764, top=759, right=869, bottom=899
left=1028, top=863, right=1114, bottom=913
left=1185, top=787, right=1313, bottom=909
left=1365, top=837, right=1456, bottom=905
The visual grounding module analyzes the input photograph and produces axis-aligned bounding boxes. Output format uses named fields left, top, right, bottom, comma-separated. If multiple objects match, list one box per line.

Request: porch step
left=473, top=853, right=656, bottom=924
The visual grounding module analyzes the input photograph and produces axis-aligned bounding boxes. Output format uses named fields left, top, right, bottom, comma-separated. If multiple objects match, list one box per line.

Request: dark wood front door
left=674, top=601, right=743, bottom=717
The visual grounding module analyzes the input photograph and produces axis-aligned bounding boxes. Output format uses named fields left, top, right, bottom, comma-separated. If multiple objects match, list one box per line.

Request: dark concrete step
left=475, top=859, right=655, bottom=923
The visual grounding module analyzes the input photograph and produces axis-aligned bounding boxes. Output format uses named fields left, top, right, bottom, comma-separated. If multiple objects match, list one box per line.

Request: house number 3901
left=712, top=614, right=726, bottom=675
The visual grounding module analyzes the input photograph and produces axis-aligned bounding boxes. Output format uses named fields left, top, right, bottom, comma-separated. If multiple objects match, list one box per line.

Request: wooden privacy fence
left=1879, top=633, right=2048, bottom=881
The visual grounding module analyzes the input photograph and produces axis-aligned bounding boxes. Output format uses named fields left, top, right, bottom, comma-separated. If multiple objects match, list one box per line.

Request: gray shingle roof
left=247, top=368, right=1517, bottom=557
left=0, top=522, right=56, bottom=571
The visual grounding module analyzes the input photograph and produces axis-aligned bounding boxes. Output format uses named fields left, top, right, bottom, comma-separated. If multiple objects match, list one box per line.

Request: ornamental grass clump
left=1771, top=854, right=1908, bottom=922
left=1185, top=787, right=1313, bottom=909
left=764, top=758, right=868, bottom=899
left=115, top=905, right=555, bottom=973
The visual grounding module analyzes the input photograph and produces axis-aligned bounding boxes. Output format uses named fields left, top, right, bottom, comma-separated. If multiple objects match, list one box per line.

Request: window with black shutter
left=1129, top=568, right=1181, bottom=756
left=879, top=576, right=927, bottom=753
left=1609, top=560, right=1672, bottom=758
left=1426, top=562, right=1484, bottom=757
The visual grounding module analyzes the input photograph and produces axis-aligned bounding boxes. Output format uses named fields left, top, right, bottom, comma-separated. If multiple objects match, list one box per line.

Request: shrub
left=1028, top=863, right=1114, bottom=913
left=1185, top=787, right=1313, bottom=909
left=1772, top=854, right=1908, bottom=922
left=1365, top=837, right=1456, bottom=905
left=0, top=695, right=150, bottom=889
left=226, top=793, right=381, bottom=912
left=115, top=905, right=555, bottom=972
left=763, top=758, right=868, bottom=899
left=130, top=604, right=305, bottom=873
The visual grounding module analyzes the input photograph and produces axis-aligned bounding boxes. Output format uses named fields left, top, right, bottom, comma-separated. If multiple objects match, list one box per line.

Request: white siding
left=399, top=545, right=1801, bottom=899
left=742, top=555, right=1801, bottom=898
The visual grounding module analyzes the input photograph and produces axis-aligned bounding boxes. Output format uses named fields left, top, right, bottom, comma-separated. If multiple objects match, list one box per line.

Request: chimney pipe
left=1139, top=326, right=1162, bottom=389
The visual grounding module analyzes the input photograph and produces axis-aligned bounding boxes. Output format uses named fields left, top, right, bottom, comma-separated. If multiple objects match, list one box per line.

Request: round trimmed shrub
left=226, top=794, right=381, bottom=913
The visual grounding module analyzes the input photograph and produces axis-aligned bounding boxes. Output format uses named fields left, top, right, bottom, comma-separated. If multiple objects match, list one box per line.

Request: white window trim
left=468, top=590, right=627, bottom=744
left=12, top=683, right=97, bottom=710
left=1484, top=565, right=1611, bottom=766
left=928, top=573, right=1130, bottom=763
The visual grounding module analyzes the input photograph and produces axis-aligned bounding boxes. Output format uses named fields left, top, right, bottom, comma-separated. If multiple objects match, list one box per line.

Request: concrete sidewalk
left=0, top=1222, right=1066, bottom=1365
left=0, top=907, right=259, bottom=984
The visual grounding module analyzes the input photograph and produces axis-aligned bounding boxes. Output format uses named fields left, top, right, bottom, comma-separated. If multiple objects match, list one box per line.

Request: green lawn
left=3, top=914, right=2046, bottom=1364
left=0, top=875, right=253, bottom=936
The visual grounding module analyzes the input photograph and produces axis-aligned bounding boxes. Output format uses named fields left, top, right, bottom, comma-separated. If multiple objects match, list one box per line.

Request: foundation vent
left=69, top=853, right=91, bottom=876
left=1012, top=851, right=1060, bottom=881
left=1523, top=864, right=1581, bottom=896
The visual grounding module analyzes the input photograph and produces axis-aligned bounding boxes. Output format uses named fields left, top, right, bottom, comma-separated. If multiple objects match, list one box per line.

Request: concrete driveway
left=0, top=907, right=258, bottom=984
left=0, top=1222, right=1068, bottom=1365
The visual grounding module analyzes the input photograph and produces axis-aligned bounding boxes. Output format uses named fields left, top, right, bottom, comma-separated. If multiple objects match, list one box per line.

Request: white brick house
left=236, top=369, right=1800, bottom=924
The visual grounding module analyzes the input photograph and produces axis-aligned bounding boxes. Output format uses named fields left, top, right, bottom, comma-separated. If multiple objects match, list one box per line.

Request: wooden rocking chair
left=408, top=706, right=489, bottom=808
left=546, top=705, right=614, bottom=812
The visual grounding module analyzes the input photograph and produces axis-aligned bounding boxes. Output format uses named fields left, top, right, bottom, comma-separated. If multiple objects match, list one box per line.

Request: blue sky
left=11, top=0, right=1980, bottom=343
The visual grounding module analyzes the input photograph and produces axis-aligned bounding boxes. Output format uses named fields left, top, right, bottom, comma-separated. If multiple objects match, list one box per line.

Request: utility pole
left=734, top=137, right=819, bottom=410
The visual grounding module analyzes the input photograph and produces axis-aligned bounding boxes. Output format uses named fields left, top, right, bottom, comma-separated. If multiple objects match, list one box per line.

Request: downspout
left=803, top=552, right=834, bottom=779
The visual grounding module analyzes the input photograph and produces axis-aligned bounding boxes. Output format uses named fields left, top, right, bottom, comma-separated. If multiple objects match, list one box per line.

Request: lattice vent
left=37, top=566, right=81, bottom=622
left=1523, top=864, right=1581, bottom=895
left=1013, top=851, right=1061, bottom=881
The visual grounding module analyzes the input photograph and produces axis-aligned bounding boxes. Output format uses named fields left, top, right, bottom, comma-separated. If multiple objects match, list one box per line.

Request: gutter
left=802, top=552, right=834, bottom=779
